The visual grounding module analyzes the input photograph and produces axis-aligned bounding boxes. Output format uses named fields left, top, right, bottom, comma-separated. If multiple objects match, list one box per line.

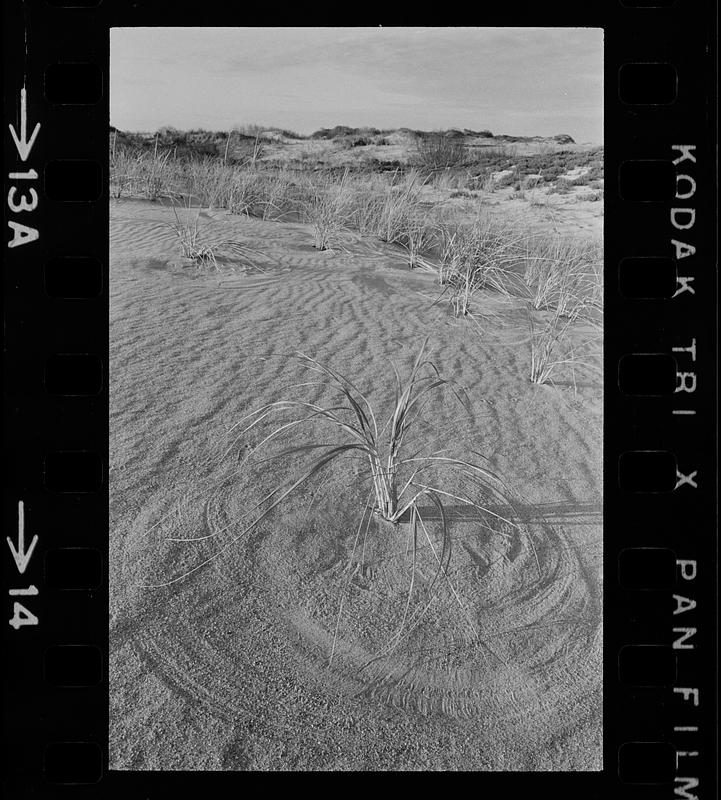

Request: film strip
left=2, top=2, right=716, bottom=793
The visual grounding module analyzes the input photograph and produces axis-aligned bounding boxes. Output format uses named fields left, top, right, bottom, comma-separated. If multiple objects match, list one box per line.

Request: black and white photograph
left=108, top=26, right=604, bottom=771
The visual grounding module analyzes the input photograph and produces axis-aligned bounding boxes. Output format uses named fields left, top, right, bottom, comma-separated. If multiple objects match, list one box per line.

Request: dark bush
left=311, top=125, right=357, bottom=139
left=414, top=132, right=467, bottom=171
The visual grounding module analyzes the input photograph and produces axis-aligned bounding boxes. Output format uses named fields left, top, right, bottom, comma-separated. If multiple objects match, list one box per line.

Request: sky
left=111, top=27, right=603, bottom=143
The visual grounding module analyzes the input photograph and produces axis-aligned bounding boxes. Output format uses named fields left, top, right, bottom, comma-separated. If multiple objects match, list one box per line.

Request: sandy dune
left=109, top=200, right=602, bottom=771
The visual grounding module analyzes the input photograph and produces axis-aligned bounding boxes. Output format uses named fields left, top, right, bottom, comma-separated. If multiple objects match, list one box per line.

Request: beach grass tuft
left=142, top=339, right=530, bottom=662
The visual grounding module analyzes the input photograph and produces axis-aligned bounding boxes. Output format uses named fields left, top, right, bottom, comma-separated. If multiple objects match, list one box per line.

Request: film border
left=2, top=2, right=717, bottom=794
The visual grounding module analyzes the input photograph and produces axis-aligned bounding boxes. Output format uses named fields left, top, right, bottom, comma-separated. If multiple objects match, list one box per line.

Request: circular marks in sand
left=116, top=476, right=600, bottom=741
left=250, top=501, right=601, bottom=727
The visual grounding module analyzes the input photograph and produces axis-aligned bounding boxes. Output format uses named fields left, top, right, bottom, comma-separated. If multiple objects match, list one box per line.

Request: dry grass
left=302, top=169, right=353, bottom=250
left=348, top=175, right=386, bottom=235
left=141, top=340, right=529, bottom=664
left=110, top=137, right=173, bottom=201
left=110, top=146, right=144, bottom=200
left=226, top=170, right=267, bottom=216
left=528, top=303, right=602, bottom=388
left=523, top=236, right=603, bottom=319
left=372, top=170, right=422, bottom=244
left=435, top=217, right=526, bottom=314
left=397, top=209, right=440, bottom=270
left=223, top=168, right=295, bottom=220
left=167, top=195, right=269, bottom=272
left=143, top=135, right=174, bottom=200
left=414, top=133, right=467, bottom=172
left=177, top=158, right=234, bottom=210
left=111, top=140, right=604, bottom=342
left=167, top=197, right=204, bottom=258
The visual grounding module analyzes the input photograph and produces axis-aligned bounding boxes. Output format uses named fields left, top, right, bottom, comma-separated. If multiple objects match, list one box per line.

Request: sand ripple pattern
left=113, top=473, right=600, bottom=767
left=110, top=201, right=602, bottom=770
left=251, top=504, right=600, bottom=723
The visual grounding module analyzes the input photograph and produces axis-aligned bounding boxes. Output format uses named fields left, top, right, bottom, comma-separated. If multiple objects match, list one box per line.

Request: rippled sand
left=109, top=200, right=602, bottom=770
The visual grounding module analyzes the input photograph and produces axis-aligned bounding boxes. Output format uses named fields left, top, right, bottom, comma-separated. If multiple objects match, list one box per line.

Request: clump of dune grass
left=179, top=157, right=236, bottom=210
left=396, top=209, right=440, bottom=270
left=259, top=167, right=295, bottom=221
left=226, top=169, right=266, bottom=216
left=229, top=338, right=525, bottom=658
left=375, top=170, right=426, bottom=245
left=110, top=136, right=174, bottom=202
left=527, top=302, right=602, bottom=388
left=346, top=174, right=386, bottom=234
left=226, top=336, right=497, bottom=525
left=110, top=139, right=146, bottom=200
left=167, top=204, right=222, bottom=269
left=142, top=134, right=173, bottom=201
left=167, top=195, right=270, bottom=272
left=523, top=235, right=603, bottom=318
left=302, top=169, right=353, bottom=250
left=449, top=262, right=478, bottom=317
left=436, top=217, right=526, bottom=314
left=144, top=339, right=528, bottom=662
left=168, top=196, right=203, bottom=258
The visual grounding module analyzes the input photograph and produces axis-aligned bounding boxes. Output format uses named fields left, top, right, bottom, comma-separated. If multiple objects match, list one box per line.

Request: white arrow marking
left=6, top=501, right=38, bottom=575
left=8, top=88, right=41, bottom=162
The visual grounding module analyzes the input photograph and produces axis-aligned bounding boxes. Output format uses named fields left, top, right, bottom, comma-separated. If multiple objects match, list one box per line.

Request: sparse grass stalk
left=249, top=133, right=264, bottom=167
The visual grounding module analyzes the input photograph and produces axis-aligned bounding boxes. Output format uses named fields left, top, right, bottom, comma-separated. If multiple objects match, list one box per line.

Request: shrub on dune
left=414, top=132, right=467, bottom=172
